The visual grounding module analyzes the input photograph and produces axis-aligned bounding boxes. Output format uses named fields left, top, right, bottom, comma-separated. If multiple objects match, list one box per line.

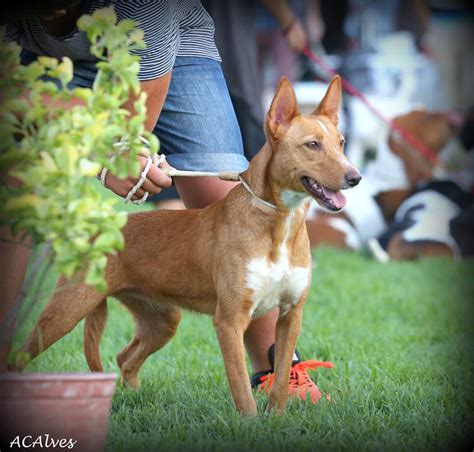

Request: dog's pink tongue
left=322, top=186, right=346, bottom=209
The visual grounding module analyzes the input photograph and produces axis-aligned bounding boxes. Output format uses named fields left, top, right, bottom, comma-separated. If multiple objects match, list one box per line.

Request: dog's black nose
left=345, top=170, right=361, bottom=187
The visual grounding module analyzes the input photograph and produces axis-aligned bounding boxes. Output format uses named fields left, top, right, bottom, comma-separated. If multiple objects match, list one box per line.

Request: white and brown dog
left=14, top=76, right=360, bottom=415
left=305, top=109, right=473, bottom=260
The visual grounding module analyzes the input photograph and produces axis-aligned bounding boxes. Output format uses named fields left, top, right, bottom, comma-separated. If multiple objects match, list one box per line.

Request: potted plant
left=0, top=7, right=157, bottom=450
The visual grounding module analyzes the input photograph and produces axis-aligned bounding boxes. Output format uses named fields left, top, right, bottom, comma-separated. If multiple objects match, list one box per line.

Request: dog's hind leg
left=115, top=295, right=181, bottom=389
left=84, top=301, right=108, bottom=371
left=14, top=278, right=107, bottom=370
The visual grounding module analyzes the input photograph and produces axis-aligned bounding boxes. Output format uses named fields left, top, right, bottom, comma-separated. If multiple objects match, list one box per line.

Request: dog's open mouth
left=301, top=176, right=346, bottom=212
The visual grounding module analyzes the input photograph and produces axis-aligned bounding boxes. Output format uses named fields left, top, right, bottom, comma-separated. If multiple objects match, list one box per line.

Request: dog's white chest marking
left=245, top=213, right=310, bottom=318
left=281, top=190, right=309, bottom=209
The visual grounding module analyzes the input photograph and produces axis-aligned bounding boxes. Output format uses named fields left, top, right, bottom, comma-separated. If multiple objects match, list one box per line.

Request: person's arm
left=305, top=0, right=325, bottom=46
left=258, top=0, right=307, bottom=52
left=100, top=1, right=182, bottom=200
left=8, top=73, right=174, bottom=201
left=103, top=73, right=173, bottom=200
left=413, top=0, right=430, bottom=36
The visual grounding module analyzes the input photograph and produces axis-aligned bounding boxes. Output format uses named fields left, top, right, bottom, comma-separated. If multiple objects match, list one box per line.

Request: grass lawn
left=13, top=194, right=474, bottom=450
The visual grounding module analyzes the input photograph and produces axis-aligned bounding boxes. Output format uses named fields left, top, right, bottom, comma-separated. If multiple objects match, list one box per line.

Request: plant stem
left=0, top=242, right=52, bottom=346
left=15, top=245, right=54, bottom=332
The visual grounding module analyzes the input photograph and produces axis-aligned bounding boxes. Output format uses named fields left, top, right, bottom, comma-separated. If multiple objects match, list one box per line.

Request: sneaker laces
left=258, top=360, right=333, bottom=404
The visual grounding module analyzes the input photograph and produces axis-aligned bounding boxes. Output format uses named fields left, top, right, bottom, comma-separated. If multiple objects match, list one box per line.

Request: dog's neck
left=241, top=142, right=309, bottom=214
left=241, top=143, right=275, bottom=209
left=237, top=142, right=309, bottom=264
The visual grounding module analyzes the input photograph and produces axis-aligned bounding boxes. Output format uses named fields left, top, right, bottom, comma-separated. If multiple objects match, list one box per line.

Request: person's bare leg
left=243, top=308, right=278, bottom=372
left=174, top=177, right=238, bottom=209
left=175, top=177, right=277, bottom=373
left=0, top=226, right=30, bottom=371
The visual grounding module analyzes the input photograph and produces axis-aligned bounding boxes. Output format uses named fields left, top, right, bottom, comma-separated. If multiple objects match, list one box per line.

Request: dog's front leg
left=266, top=303, right=304, bottom=415
left=213, top=304, right=256, bottom=416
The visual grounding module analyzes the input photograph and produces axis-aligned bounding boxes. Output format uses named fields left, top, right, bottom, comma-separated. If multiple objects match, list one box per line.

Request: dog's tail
left=84, top=300, right=108, bottom=371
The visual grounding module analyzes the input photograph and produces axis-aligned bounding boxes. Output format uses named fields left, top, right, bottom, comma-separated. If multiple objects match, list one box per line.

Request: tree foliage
left=0, top=7, right=157, bottom=291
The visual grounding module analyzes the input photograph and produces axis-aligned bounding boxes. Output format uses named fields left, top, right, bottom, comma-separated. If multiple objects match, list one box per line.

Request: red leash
left=303, top=45, right=440, bottom=165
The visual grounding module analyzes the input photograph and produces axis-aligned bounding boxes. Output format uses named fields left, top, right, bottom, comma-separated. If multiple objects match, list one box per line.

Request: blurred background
left=172, top=0, right=474, bottom=262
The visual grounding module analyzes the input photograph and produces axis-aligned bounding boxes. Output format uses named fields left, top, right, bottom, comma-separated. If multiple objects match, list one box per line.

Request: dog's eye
left=306, top=141, right=321, bottom=150
left=340, top=137, right=346, bottom=147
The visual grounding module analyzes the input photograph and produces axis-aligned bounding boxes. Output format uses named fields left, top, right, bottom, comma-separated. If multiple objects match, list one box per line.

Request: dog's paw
left=265, top=393, right=287, bottom=416
left=120, top=374, right=141, bottom=390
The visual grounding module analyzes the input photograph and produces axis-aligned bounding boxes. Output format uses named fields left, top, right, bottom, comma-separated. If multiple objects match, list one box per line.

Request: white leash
left=163, top=167, right=240, bottom=181
left=100, top=136, right=274, bottom=208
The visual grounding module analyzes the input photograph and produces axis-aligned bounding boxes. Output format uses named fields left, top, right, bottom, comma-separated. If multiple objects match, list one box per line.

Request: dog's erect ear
left=313, top=75, right=341, bottom=126
left=266, top=77, right=300, bottom=139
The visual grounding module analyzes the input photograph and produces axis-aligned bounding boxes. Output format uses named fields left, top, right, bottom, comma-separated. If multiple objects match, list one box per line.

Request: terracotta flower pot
left=0, top=372, right=116, bottom=451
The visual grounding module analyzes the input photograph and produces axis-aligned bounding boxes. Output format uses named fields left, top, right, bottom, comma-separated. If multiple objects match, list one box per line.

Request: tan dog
left=15, top=76, right=360, bottom=415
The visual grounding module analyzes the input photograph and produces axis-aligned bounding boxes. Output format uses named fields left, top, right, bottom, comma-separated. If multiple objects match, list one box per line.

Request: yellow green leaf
left=37, top=56, right=58, bottom=68
left=40, top=151, right=58, bottom=172
left=79, top=158, right=101, bottom=176
left=93, top=6, right=117, bottom=24
left=5, top=194, right=41, bottom=210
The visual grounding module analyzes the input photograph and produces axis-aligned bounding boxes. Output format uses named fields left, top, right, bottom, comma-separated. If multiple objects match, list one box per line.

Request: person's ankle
left=251, top=344, right=302, bottom=375
left=249, top=354, right=272, bottom=375
left=267, top=343, right=301, bottom=369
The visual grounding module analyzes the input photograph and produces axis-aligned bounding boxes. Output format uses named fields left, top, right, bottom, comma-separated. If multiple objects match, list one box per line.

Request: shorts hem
left=165, top=152, right=249, bottom=173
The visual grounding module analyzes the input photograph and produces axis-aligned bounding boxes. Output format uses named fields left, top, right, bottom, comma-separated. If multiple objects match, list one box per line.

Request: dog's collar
left=238, top=176, right=277, bottom=210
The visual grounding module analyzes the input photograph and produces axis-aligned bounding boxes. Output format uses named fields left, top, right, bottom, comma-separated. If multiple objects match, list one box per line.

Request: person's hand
left=103, top=154, right=173, bottom=202
left=306, top=14, right=325, bottom=46
left=258, top=0, right=307, bottom=53
left=283, top=18, right=308, bottom=53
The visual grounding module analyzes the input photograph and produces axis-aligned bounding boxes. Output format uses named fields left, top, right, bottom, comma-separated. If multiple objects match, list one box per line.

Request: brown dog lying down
left=14, top=77, right=360, bottom=415
left=305, top=109, right=472, bottom=259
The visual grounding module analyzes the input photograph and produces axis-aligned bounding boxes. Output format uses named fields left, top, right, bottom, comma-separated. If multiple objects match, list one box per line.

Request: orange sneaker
left=251, top=345, right=333, bottom=404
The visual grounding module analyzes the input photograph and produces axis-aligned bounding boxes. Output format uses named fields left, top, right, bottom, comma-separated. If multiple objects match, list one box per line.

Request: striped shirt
left=2, top=0, right=221, bottom=80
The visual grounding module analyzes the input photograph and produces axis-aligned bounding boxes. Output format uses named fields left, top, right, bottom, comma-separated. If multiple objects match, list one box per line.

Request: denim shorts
left=154, top=57, right=248, bottom=172
left=21, top=51, right=249, bottom=173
